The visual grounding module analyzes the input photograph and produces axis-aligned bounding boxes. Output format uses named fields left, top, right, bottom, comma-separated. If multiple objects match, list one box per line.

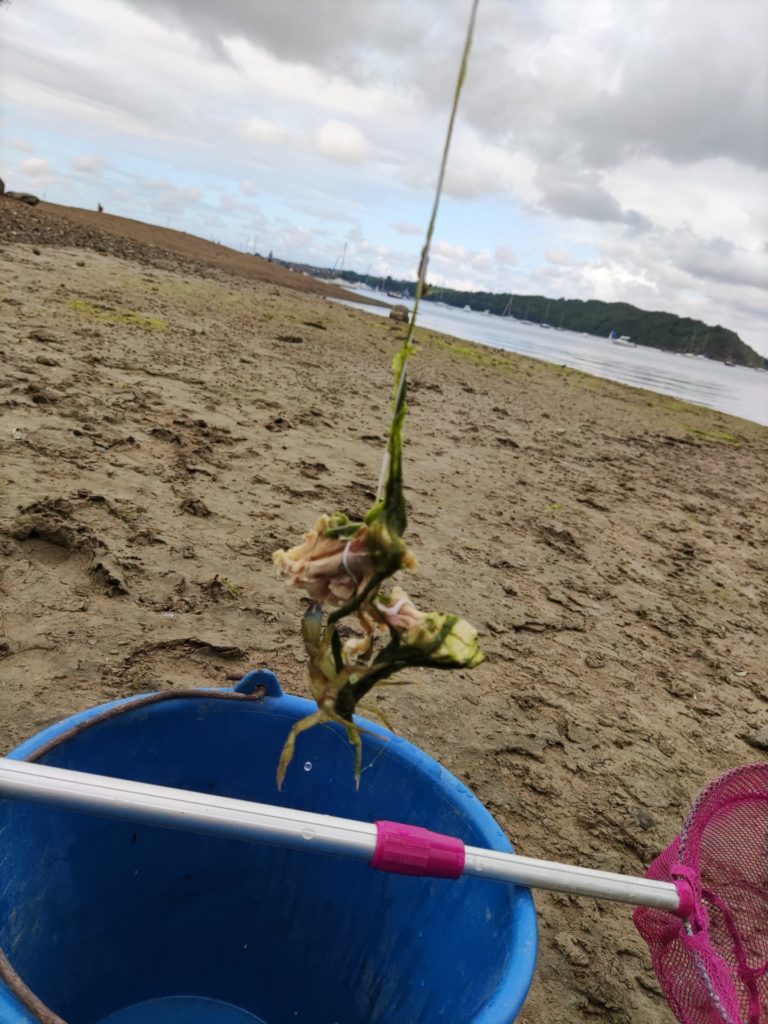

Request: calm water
left=336, top=287, right=768, bottom=427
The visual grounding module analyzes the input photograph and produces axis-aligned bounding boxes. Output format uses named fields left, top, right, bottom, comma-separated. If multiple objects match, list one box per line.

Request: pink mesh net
left=634, top=762, right=768, bottom=1024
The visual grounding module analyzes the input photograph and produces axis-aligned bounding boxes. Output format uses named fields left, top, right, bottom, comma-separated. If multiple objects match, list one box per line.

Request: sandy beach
left=1, top=200, right=767, bottom=1023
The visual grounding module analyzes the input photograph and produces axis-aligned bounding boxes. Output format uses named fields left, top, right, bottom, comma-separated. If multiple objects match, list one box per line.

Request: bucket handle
left=234, top=669, right=283, bottom=697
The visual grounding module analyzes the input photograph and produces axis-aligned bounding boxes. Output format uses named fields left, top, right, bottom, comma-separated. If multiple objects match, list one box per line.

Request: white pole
left=0, top=758, right=679, bottom=912
left=0, top=758, right=376, bottom=861
left=463, top=847, right=678, bottom=911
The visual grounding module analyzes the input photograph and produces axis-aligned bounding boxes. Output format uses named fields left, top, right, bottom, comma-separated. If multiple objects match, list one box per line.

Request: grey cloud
left=4, top=41, right=186, bottom=136
left=443, top=160, right=509, bottom=200
left=597, top=1, right=765, bottom=171
left=6, top=0, right=766, bottom=348
left=450, top=1, right=768, bottom=172
left=622, top=209, right=653, bottom=235
left=536, top=167, right=653, bottom=229
left=121, top=0, right=438, bottom=79
left=605, top=224, right=768, bottom=294
left=57, top=0, right=768, bottom=180
left=57, top=0, right=768, bottom=182
left=674, top=233, right=768, bottom=291
left=541, top=179, right=623, bottom=222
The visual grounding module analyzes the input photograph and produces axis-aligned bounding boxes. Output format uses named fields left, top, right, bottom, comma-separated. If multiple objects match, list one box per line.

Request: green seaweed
left=68, top=298, right=167, bottom=331
left=272, top=0, right=484, bottom=788
left=687, top=427, right=742, bottom=444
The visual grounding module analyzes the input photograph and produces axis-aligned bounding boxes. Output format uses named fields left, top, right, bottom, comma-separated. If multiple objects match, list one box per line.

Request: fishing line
left=376, top=0, right=480, bottom=501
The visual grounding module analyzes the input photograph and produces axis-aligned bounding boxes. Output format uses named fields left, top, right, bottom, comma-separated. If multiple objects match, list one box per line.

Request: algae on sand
left=68, top=298, right=167, bottom=331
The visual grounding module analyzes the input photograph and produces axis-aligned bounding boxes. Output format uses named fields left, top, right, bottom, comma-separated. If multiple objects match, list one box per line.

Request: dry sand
left=1, top=200, right=767, bottom=1023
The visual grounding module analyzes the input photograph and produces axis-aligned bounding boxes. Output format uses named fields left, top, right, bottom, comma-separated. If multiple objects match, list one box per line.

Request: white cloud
left=433, top=239, right=470, bottom=262
left=144, top=181, right=202, bottom=212
left=546, top=248, right=572, bottom=266
left=393, top=221, right=423, bottom=236
left=239, top=179, right=259, bottom=196
left=241, top=116, right=285, bottom=145
left=471, top=250, right=493, bottom=270
left=494, top=245, right=517, bottom=265
left=72, top=155, right=107, bottom=175
left=314, top=119, right=370, bottom=164
left=226, top=36, right=399, bottom=121
left=18, top=157, right=54, bottom=183
left=604, top=156, right=768, bottom=246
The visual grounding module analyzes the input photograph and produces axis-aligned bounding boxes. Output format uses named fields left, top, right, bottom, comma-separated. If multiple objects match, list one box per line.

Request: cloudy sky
left=1, top=0, right=767, bottom=352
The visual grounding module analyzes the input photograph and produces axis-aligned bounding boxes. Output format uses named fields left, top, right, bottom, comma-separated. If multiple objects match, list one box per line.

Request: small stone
left=585, top=653, right=606, bottom=669
left=26, top=384, right=60, bottom=404
left=740, top=730, right=768, bottom=752
left=180, top=497, right=211, bottom=518
left=32, top=247, right=41, bottom=255
left=665, top=678, right=696, bottom=699
left=629, top=806, right=656, bottom=830
left=265, top=416, right=292, bottom=432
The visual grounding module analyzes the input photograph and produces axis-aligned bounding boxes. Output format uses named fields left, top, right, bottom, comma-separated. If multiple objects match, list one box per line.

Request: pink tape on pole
left=371, top=821, right=465, bottom=879
left=672, top=877, right=696, bottom=920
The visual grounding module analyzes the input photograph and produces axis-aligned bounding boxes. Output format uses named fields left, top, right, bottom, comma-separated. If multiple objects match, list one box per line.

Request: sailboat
left=609, top=329, right=636, bottom=349
left=501, top=295, right=516, bottom=318
left=330, top=243, right=348, bottom=285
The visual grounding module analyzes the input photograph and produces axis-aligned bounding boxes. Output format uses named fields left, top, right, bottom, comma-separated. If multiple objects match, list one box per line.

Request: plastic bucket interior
left=0, top=670, right=537, bottom=1024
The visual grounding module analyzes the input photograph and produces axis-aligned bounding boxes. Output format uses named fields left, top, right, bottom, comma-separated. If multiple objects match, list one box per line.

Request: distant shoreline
left=288, top=263, right=765, bottom=369
left=332, top=291, right=768, bottom=428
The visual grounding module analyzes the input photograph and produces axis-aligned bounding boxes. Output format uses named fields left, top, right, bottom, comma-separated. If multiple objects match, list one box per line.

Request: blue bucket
left=0, top=671, right=537, bottom=1023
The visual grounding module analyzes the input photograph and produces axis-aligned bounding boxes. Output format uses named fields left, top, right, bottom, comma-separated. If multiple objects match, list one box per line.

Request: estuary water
left=336, top=287, right=768, bottom=427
